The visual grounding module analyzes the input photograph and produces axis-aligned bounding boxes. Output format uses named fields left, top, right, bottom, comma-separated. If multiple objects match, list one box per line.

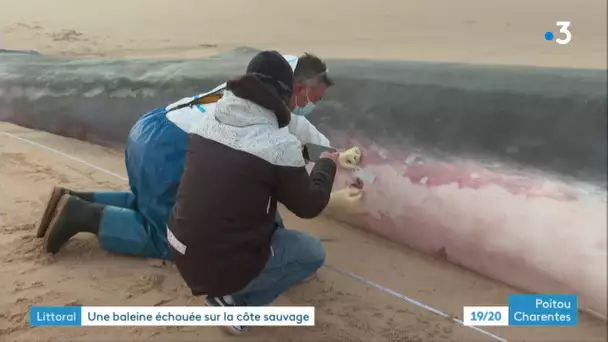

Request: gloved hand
left=326, top=186, right=364, bottom=212
left=338, top=147, right=362, bottom=169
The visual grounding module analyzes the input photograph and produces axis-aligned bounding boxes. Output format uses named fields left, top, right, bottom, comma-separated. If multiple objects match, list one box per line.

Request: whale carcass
left=0, top=48, right=606, bottom=319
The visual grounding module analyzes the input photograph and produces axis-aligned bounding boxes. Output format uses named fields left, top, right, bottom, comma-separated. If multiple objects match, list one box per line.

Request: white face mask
left=293, top=91, right=316, bottom=116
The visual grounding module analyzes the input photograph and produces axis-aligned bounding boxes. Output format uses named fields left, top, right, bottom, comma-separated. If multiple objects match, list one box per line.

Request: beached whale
left=0, top=48, right=606, bottom=319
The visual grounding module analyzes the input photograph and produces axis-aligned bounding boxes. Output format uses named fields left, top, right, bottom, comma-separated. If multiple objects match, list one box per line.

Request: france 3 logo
left=545, top=21, right=572, bottom=45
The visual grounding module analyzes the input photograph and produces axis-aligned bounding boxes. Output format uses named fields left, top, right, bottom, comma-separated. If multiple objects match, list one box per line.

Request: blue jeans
left=228, top=227, right=325, bottom=306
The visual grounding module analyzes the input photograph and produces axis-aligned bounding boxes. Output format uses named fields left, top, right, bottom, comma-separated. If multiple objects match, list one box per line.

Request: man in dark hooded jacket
left=168, top=50, right=338, bottom=335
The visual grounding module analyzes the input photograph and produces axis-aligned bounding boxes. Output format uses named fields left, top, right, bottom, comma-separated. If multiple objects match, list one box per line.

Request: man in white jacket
left=39, top=52, right=363, bottom=260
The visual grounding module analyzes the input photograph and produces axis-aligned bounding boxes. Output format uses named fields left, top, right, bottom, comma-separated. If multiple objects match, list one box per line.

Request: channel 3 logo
left=545, top=21, right=572, bottom=45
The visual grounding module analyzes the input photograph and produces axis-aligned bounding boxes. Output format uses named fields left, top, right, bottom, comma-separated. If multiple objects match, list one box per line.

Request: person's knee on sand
left=43, top=194, right=167, bottom=259
left=201, top=229, right=325, bottom=335
left=36, top=186, right=136, bottom=238
left=229, top=229, right=326, bottom=306
left=275, top=229, right=325, bottom=287
left=299, top=232, right=325, bottom=281
left=282, top=229, right=326, bottom=275
left=302, top=232, right=326, bottom=269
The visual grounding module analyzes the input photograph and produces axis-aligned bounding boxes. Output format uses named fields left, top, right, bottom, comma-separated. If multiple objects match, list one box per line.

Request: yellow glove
left=326, top=187, right=364, bottom=212
left=338, top=147, right=362, bottom=169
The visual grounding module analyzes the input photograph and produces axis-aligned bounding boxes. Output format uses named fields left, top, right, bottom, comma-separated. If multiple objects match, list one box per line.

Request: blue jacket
left=125, top=106, right=188, bottom=254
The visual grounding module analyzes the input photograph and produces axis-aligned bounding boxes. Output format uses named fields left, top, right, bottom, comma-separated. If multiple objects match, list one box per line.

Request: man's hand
left=326, top=186, right=364, bottom=212
left=338, top=147, right=362, bottom=169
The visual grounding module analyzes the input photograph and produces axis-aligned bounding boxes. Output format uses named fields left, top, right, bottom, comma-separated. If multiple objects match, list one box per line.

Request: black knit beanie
left=246, top=51, right=294, bottom=101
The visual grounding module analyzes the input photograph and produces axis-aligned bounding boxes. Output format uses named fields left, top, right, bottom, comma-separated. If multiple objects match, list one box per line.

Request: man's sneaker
left=205, top=295, right=249, bottom=335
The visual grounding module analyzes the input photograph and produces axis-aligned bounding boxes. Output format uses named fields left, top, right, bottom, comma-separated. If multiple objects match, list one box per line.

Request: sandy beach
left=1, top=1, right=607, bottom=341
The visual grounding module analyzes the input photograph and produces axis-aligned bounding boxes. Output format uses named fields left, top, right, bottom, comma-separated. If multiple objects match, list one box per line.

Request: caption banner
left=29, top=306, right=315, bottom=327
left=463, top=294, right=578, bottom=327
